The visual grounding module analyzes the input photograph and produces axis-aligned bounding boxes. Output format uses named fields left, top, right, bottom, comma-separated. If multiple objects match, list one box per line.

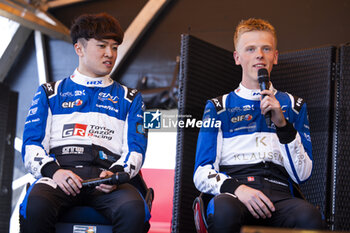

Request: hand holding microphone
left=258, top=68, right=271, bottom=126
left=258, top=68, right=286, bottom=128
left=82, top=171, right=130, bottom=187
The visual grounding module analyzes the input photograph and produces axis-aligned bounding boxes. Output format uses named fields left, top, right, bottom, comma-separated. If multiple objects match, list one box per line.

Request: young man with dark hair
left=20, top=13, right=148, bottom=233
left=193, top=18, right=324, bottom=233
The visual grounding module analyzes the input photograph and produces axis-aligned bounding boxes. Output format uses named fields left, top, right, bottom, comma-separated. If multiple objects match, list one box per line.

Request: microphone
left=258, top=68, right=271, bottom=126
left=82, top=172, right=130, bottom=187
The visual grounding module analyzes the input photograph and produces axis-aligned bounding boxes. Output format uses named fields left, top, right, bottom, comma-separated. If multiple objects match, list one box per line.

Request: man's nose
left=256, top=48, right=263, bottom=59
left=104, top=47, right=113, bottom=57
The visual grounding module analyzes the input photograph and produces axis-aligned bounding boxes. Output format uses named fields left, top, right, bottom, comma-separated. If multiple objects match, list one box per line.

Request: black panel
left=333, top=44, right=350, bottom=231
left=271, top=46, right=336, bottom=225
left=172, top=34, right=241, bottom=233
left=0, top=84, right=18, bottom=233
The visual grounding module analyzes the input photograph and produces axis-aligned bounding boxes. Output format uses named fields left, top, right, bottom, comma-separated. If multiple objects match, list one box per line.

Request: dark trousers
left=207, top=177, right=324, bottom=233
left=20, top=177, right=146, bottom=233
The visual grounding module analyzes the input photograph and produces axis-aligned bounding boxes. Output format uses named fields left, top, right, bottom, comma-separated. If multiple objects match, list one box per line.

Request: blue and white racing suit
left=194, top=82, right=312, bottom=195
left=22, top=69, right=147, bottom=180
left=20, top=69, right=149, bottom=233
left=193, top=83, right=322, bottom=232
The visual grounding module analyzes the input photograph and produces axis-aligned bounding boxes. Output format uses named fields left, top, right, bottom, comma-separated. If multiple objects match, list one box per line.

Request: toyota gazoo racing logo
left=62, top=99, right=83, bottom=108
left=62, top=124, right=114, bottom=140
left=62, top=124, right=87, bottom=138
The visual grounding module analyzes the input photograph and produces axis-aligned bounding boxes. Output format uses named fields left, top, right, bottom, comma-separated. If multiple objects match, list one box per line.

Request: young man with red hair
left=194, top=18, right=324, bottom=233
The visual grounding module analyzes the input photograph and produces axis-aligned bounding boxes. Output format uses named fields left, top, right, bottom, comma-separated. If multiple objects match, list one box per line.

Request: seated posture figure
left=193, top=18, right=324, bottom=233
left=20, top=13, right=148, bottom=233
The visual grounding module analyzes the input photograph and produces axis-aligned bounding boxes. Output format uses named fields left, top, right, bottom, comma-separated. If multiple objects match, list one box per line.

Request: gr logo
left=144, top=110, right=161, bottom=129
left=62, top=123, right=87, bottom=138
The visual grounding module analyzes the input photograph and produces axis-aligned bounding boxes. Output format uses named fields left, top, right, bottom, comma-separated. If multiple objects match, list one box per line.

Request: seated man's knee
left=20, top=196, right=57, bottom=232
left=207, top=194, right=243, bottom=233
left=118, top=200, right=145, bottom=220
left=26, top=196, right=57, bottom=220
left=293, top=204, right=324, bottom=229
left=112, top=200, right=146, bottom=232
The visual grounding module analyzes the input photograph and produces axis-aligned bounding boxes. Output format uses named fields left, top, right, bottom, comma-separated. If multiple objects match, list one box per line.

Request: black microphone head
left=258, top=68, right=269, bottom=84
left=115, top=172, right=130, bottom=184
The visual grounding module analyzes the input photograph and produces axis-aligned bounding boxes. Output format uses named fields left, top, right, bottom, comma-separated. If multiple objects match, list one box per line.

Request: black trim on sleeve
left=276, top=120, right=297, bottom=144
left=220, top=178, right=242, bottom=195
left=41, top=161, right=60, bottom=178
left=109, top=165, right=125, bottom=173
left=42, top=82, right=57, bottom=98
left=125, top=87, right=139, bottom=102
left=209, top=96, right=224, bottom=113
left=292, top=95, right=305, bottom=114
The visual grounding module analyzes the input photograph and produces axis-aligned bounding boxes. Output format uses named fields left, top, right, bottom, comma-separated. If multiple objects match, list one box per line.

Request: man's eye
left=112, top=46, right=118, bottom=51
left=247, top=48, right=255, bottom=52
left=98, top=44, right=106, bottom=48
left=263, top=47, right=272, bottom=52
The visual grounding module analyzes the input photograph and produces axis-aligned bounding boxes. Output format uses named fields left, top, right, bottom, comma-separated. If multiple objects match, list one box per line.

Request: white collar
left=234, top=82, right=276, bottom=100
left=70, top=69, right=113, bottom=87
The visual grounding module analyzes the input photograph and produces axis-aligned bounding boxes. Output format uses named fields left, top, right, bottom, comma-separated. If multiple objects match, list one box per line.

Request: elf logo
left=62, top=123, right=87, bottom=138
left=231, top=114, right=253, bottom=123
left=62, top=99, right=83, bottom=108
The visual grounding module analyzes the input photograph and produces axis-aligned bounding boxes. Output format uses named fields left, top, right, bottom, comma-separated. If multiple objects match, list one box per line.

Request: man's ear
left=274, top=50, right=279, bottom=65
left=74, top=42, right=83, bottom=56
left=233, top=51, right=240, bottom=65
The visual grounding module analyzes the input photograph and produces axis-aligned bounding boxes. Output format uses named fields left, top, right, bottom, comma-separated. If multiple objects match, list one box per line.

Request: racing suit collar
left=70, top=69, right=114, bottom=87
left=234, top=82, right=276, bottom=100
